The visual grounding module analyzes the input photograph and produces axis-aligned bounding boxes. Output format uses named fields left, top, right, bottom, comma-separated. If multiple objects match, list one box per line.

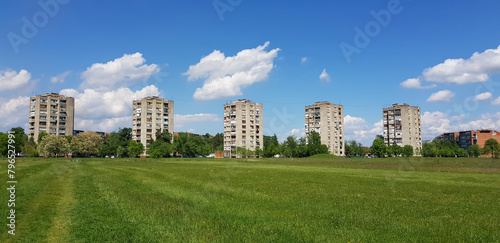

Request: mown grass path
left=1, top=157, right=499, bottom=242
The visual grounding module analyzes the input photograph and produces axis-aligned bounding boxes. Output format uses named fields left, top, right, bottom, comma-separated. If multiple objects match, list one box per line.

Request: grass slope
left=0, top=157, right=499, bottom=242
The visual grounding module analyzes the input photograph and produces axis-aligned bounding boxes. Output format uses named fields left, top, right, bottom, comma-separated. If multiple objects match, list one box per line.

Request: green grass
left=1, top=157, right=499, bottom=242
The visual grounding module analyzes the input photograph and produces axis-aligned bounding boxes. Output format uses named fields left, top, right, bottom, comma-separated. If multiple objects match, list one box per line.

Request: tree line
left=1, top=127, right=498, bottom=159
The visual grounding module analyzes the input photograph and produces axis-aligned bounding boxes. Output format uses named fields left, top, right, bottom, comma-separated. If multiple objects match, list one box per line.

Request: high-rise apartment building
left=132, top=97, right=174, bottom=150
left=305, top=101, right=345, bottom=156
left=29, top=93, right=74, bottom=140
left=383, top=103, right=422, bottom=154
left=223, top=99, right=263, bottom=158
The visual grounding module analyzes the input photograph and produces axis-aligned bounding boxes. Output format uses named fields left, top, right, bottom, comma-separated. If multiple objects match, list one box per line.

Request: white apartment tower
left=132, top=97, right=174, bottom=150
left=383, top=103, right=422, bottom=154
left=223, top=99, right=263, bottom=158
left=305, top=101, right=345, bottom=156
left=29, top=93, right=75, bottom=140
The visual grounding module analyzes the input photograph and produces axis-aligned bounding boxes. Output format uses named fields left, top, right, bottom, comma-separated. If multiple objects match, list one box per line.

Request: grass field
left=1, top=156, right=499, bottom=242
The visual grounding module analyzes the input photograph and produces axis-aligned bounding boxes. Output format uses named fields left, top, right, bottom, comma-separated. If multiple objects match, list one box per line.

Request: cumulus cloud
left=343, top=115, right=383, bottom=146
left=400, top=78, right=437, bottom=89
left=59, top=85, right=160, bottom=132
left=421, top=111, right=500, bottom=140
left=0, top=69, right=31, bottom=91
left=51, top=71, right=71, bottom=83
left=474, top=92, right=493, bottom=101
left=301, top=57, right=308, bottom=63
left=184, top=42, right=280, bottom=101
left=319, top=69, right=331, bottom=82
left=277, top=128, right=306, bottom=142
left=0, top=96, right=30, bottom=130
left=421, top=45, right=500, bottom=84
left=492, top=97, right=500, bottom=105
left=426, top=90, right=455, bottom=102
left=80, top=53, right=160, bottom=90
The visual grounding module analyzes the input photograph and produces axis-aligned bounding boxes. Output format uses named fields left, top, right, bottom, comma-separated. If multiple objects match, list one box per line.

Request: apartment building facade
left=223, top=99, right=263, bottom=158
left=132, top=97, right=174, bottom=151
left=29, top=93, right=74, bottom=140
left=383, top=103, right=422, bottom=154
left=437, top=129, right=499, bottom=150
left=305, top=101, right=345, bottom=156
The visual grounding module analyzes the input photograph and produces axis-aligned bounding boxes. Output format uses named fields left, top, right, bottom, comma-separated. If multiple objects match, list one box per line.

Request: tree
left=306, top=131, right=328, bottom=156
left=212, top=133, right=224, bottom=151
left=147, top=140, right=172, bottom=158
left=254, top=146, right=263, bottom=158
left=38, top=131, right=48, bottom=144
left=484, top=139, right=500, bottom=158
left=422, top=142, right=437, bottom=157
left=173, top=133, right=189, bottom=157
left=0, top=132, right=8, bottom=157
left=71, top=131, right=103, bottom=157
left=264, top=143, right=280, bottom=157
left=469, top=144, right=481, bottom=157
left=156, top=130, right=173, bottom=144
left=116, top=146, right=126, bottom=157
left=10, top=127, right=28, bottom=155
left=99, top=127, right=132, bottom=157
left=345, top=140, right=366, bottom=157
left=236, top=147, right=253, bottom=158
left=370, top=139, right=387, bottom=158
left=38, top=134, right=70, bottom=157
left=281, top=136, right=298, bottom=157
left=456, top=148, right=468, bottom=157
left=389, top=144, right=402, bottom=157
left=402, top=145, right=414, bottom=157
left=22, top=137, right=38, bottom=157
left=375, top=135, right=384, bottom=141
left=127, top=140, right=144, bottom=158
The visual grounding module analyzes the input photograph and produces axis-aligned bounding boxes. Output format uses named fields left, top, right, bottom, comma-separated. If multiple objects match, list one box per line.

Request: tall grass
left=0, top=157, right=499, bottom=242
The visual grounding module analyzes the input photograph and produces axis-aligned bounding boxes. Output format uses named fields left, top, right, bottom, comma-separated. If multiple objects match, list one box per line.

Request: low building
left=437, top=129, right=500, bottom=150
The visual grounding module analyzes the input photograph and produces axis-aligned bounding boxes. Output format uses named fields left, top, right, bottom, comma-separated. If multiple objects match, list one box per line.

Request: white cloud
left=343, top=115, right=383, bottom=146
left=277, top=128, right=306, bottom=142
left=400, top=78, right=437, bottom=89
left=51, top=71, right=71, bottom=83
left=60, top=85, right=160, bottom=120
left=492, top=97, right=500, bottom=105
left=0, top=69, right=31, bottom=91
left=422, top=45, right=500, bottom=84
left=59, top=85, right=160, bottom=132
left=474, top=92, right=493, bottom=101
left=80, top=53, right=160, bottom=90
left=427, top=90, right=455, bottom=102
left=421, top=111, right=500, bottom=140
left=75, top=117, right=130, bottom=132
left=174, top=113, right=221, bottom=130
left=301, top=57, right=308, bottom=63
left=0, top=96, right=29, bottom=130
left=184, top=42, right=280, bottom=101
left=319, top=69, right=331, bottom=82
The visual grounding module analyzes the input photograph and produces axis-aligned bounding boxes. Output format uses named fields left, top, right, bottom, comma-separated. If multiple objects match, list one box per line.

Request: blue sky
left=1, top=0, right=500, bottom=146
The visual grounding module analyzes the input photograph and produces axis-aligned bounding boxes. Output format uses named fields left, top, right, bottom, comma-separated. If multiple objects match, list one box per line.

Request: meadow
left=0, top=156, right=499, bottom=242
